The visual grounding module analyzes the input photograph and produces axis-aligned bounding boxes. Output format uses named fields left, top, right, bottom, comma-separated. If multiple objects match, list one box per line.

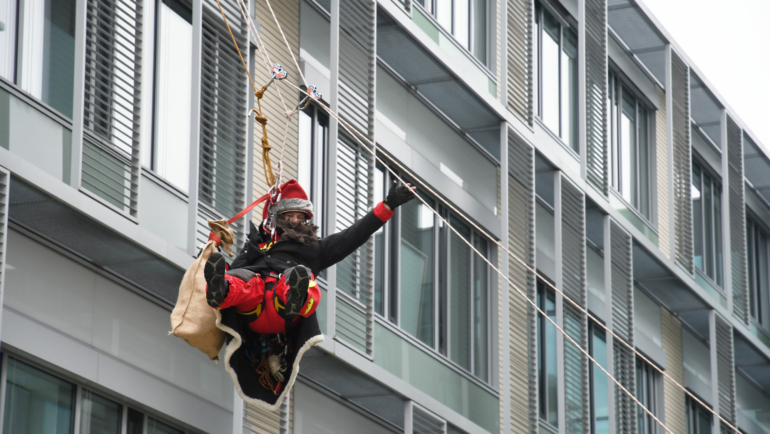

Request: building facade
left=0, top=0, right=769, bottom=433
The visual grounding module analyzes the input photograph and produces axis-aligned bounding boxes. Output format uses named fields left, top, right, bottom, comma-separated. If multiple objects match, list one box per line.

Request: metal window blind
left=715, top=315, right=736, bottom=426
left=407, top=402, right=447, bottom=434
left=507, top=130, right=538, bottom=434
left=661, top=309, right=687, bottom=434
left=243, top=391, right=290, bottom=434
left=585, top=0, right=609, bottom=195
left=197, top=5, right=248, bottom=248
left=610, top=220, right=635, bottom=434
left=335, top=134, right=374, bottom=355
left=335, top=0, right=376, bottom=357
left=671, top=51, right=693, bottom=273
left=656, top=86, right=670, bottom=258
left=82, top=0, right=143, bottom=216
left=561, top=176, right=589, bottom=434
left=506, top=0, right=533, bottom=125
left=727, top=115, right=749, bottom=324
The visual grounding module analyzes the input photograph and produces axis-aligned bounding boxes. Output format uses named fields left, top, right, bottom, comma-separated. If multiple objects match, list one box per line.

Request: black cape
left=216, top=207, right=389, bottom=410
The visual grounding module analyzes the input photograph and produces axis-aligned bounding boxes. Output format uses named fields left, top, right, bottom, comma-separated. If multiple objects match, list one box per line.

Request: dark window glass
left=636, top=359, right=658, bottom=434
left=126, top=409, right=144, bottom=434
left=80, top=389, right=122, bottom=434
left=589, top=322, right=609, bottom=434
left=686, top=396, right=713, bottom=434
left=747, top=218, right=769, bottom=325
left=449, top=216, right=472, bottom=369
left=538, top=279, right=559, bottom=427
left=691, top=161, right=723, bottom=286
left=147, top=418, right=184, bottom=434
left=472, top=234, right=489, bottom=381
left=400, top=195, right=436, bottom=346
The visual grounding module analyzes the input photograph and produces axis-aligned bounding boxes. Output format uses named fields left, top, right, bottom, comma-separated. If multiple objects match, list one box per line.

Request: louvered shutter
left=406, top=401, right=447, bottom=434
left=714, top=314, right=736, bottom=430
left=243, top=390, right=290, bottom=434
left=671, top=50, right=693, bottom=273
left=197, top=2, right=248, bottom=248
left=506, top=0, right=533, bottom=124
left=334, top=0, right=376, bottom=356
left=561, top=176, right=589, bottom=434
left=585, top=0, right=608, bottom=195
left=81, top=0, right=143, bottom=216
left=655, top=86, right=670, bottom=258
left=0, top=169, right=8, bottom=336
left=507, top=129, right=537, bottom=434
left=610, top=220, right=635, bottom=434
left=661, top=309, right=687, bottom=434
left=727, top=116, right=749, bottom=324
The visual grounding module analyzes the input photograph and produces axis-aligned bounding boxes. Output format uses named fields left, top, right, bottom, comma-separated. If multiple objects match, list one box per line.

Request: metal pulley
left=294, top=85, right=322, bottom=112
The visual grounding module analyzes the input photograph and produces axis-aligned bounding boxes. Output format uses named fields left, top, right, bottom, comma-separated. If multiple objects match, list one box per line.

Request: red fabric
left=262, top=179, right=313, bottom=220
left=218, top=272, right=321, bottom=334
left=373, top=201, right=394, bottom=222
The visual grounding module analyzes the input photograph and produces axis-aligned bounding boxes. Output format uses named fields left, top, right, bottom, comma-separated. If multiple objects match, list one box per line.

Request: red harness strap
left=208, top=193, right=271, bottom=246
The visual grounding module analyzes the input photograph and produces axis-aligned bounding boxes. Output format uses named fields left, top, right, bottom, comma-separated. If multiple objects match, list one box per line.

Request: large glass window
left=4, top=0, right=77, bottom=118
left=686, top=396, right=713, bottom=434
left=636, top=358, right=659, bottom=434
left=297, top=104, right=328, bottom=234
left=535, top=4, right=578, bottom=153
left=692, top=161, right=723, bottom=287
left=415, top=0, right=488, bottom=65
left=609, top=71, right=653, bottom=220
left=80, top=390, right=122, bottom=434
left=589, top=321, right=609, bottom=434
left=747, top=216, right=769, bottom=327
left=147, top=0, right=193, bottom=191
left=537, top=278, right=559, bottom=428
left=3, top=357, right=75, bottom=434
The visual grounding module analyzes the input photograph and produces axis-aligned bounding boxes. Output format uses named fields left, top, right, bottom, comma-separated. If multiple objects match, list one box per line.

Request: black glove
left=384, top=182, right=416, bottom=209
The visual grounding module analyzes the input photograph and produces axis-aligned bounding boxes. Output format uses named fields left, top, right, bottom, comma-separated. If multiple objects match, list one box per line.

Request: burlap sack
left=170, top=219, right=235, bottom=361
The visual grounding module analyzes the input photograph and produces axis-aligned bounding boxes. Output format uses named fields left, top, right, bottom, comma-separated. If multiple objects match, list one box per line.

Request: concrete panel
left=138, top=175, right=188, bottom=251
left=7, top=95, right=66, bottom=180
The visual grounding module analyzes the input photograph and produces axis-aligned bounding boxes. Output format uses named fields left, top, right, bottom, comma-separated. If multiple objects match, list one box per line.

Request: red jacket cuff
left=373, top=201, right=394, bottom=222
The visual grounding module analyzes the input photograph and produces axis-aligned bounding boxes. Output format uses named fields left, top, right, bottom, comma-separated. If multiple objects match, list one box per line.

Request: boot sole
left=284, top=265, right=311, bottom=318
left=205, top=252, right=228, bottom=307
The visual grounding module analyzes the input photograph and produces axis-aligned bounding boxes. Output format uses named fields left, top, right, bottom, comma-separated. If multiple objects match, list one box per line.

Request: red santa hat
left=263, top=179, right=314, bottom=220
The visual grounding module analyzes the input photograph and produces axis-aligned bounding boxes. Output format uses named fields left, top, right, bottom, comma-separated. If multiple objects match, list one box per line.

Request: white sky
left=640, top=0, right=770, bottom=149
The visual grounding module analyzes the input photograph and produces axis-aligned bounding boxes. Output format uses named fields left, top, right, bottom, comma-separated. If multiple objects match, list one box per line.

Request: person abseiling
left=204, top=178, right=415, bottom=409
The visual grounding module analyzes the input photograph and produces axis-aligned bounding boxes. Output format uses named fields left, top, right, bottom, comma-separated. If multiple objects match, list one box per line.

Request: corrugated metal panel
left=661, top=309, right=687, bottom=434
left=335, top=0, right=376, bottom=357
left=610, top=220, right=635, bottom=434
left=335, top=133, right=374, bottom=355
left=253, top=0, right=301, bottom=222
left=198, top=4, right=248, bottom=246
left=715, top=315, right=736, bottom=425
left=561, top=177, right=589, bottom=434
left=671, top=51, right=693, bottom=273
left=585, top=0, right=609, bottom=195
left=506, top=0, right=533, bottom=124
left=508, top=130, right=537, bottom=434
left=656, top=86, right=670, bottom=258
left=727, top=115, right=748, bottom=324
left=82, top=0, right=143, bottom=217
left=243, top=391, right=290, bottom=434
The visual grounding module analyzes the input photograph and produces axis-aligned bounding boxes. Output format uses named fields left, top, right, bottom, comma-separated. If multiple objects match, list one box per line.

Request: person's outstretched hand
left=384, top=181, right=417, bottom=210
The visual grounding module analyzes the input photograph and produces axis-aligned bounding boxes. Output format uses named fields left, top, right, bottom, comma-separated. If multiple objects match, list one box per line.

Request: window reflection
left=691, top=161, right=723, bottom=286
left=400, top=196, right=436, bottom=347
left=449, top=216, right=471, bottom=370
left=538, top=279, right=559, bottom=427
left=590, top=322, right=609, bottom=434
left=80, top=389, right=122, bottom=434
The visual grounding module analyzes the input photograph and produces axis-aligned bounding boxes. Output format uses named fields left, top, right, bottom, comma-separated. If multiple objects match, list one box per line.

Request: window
left=373, top=170, right=491, bottom=382
left=609, top=71, right=653, bottom=220
left=589, top=321, right=609, bottom=434
left=0, top=0, right=76, bottom=118
left=535, top=3, right=578, bottom=153
left=414, top=0, right=488, bottom=65
left=537, top=278, right=558, bottom=427
left=147, top=0, right=193, bottom=191
left=2, top=355, right=189, bottom=434
left=297, top=104, right=328, bottom=234
left=636, top=358, right=659, bottom=434
left=692, top=161, right=723, bottom=287
left=686, top=395, right=713, bottom=434
left=747, top=216, right=769, bottom=326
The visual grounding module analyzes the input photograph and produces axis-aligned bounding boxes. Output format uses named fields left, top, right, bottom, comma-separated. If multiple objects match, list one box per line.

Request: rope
left=214, top=0, right=258, bottom=95
left=222, top=4, right=741, bottom=433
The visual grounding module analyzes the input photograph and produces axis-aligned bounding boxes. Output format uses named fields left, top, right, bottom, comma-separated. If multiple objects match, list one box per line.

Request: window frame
left=589, top=320, right=609, bottom=434
left=691, top=157, right=724, bottom=288
left=534, top=2, right=579, bottom=154
left=297, top=104, right=329, bottom=239
left=608, top=68, right=655, bottom=224
left=685, top=394, right=714, bottom=434
left=636, top=357, right=660, bottom=434
left=746, top=211, right=770, bottom=329
left=537, top=277, right=559, bottom=429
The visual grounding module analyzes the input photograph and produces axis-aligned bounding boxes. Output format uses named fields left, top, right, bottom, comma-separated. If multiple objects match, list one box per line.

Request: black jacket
left=231, top=206, right=389, bottom=276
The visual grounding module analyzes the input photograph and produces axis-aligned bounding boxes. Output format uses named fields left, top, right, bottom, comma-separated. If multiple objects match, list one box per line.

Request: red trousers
left=218, top=272, right=321, bottom=334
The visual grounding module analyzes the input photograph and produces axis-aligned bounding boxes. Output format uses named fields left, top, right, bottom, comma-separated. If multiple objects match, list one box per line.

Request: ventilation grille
left=561, top=177, right=589, bottom=434
left=661, top=309, right=687, bottom=434
left=727, top=115, right=748, bottom=324
left=243, top=391, right=290, bottom=434
left=506, top=0, right=533, bottom=124
left=655, top=86, right=670, bottom=258
left=335, top=134, right=374, bottom=355
left=610, top=220, right=635, bottom=433
left=671, top=50, right=693, bottom=273
left=198, top=8, right=248, bottom=245
left=407, top=403, right=446, bottom=434
left=507, top=130, right=538, bottom=434
left=715, top=315, right=736, bottom=424
left=585, top=0, right=608, bottom=195
left=82, top=0, right=143, bottom=217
